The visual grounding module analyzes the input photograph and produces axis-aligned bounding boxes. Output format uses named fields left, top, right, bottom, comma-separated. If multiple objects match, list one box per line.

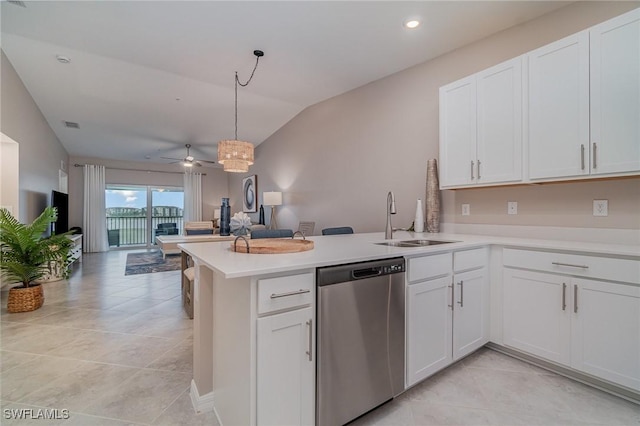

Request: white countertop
left=178, top=231, right=640, bottom=279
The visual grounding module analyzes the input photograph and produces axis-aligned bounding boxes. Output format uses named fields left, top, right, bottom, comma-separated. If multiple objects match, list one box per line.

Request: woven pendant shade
left=217, top=140, right=254, bottom=173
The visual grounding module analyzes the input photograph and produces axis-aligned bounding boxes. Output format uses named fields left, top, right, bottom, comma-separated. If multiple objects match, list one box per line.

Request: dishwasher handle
left=352, top=267, right=382, bottom=279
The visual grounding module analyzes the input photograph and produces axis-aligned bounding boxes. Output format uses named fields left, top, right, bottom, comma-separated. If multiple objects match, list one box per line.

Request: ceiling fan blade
left=195, top=161, right=203, bottom=167
left=160, top=156, right=184, bottom=161
left=193, top=158, right=216, bottom=164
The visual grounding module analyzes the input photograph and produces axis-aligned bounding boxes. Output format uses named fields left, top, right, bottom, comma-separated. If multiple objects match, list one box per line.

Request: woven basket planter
left=7, top=284, right=44, bottom=313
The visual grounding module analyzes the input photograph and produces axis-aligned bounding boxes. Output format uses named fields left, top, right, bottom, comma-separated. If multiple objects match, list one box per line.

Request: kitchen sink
left=375, top=239, right=457, bottom=247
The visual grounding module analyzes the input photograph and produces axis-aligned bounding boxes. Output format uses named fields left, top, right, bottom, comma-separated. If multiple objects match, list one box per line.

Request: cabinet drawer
left=408, top=252, right=452, bottom=283
left=454, top=248, right=487, bottom=272
left=258, top=273, right=314, bottom=315
left=503, top=248, right=640, bottom=284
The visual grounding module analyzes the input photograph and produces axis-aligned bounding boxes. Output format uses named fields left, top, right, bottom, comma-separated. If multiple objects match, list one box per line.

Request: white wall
left=1, top=51, right=69, bottom=223
left=0, top=133, right=19, bottom=217
left=68, top=156, right=229, bottom=229
left=228, top=1, right=640, bottom=236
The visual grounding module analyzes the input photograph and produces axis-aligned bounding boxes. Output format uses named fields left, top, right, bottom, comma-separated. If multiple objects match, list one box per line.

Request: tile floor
left=1, top=250, right=638, bottom=425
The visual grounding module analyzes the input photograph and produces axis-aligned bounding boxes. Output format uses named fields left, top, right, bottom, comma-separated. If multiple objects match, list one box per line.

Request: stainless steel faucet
left=385, top=191, right=396, bottom=239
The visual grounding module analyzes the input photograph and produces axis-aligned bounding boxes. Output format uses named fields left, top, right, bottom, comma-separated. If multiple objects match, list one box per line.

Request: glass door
left=105, top=185, right=184, bottom=248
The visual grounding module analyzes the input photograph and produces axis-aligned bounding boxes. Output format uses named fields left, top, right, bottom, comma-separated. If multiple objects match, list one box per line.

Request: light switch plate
left=593, top=200, right=608, bottom=216
left=507, top=201, right=518, bottom=215
left=462, top=204, right=470, bottom=216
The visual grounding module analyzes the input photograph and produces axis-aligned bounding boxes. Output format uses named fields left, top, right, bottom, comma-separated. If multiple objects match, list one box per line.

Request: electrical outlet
left=462, top=204, right=470, bottom=216
left=593, top=200, right=608, bottom=216
left=507, top=201, right=518, bottom=215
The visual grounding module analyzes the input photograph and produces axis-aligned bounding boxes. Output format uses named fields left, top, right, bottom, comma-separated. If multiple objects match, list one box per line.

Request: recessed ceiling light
left=404, top=19, right=421, bottom=29
left=56, top=55, right=71, bottom=64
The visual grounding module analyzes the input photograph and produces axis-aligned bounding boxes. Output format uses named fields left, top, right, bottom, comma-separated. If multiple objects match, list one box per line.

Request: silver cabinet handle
left=573, top=285, right=578, bottom=314
left=306, top=319, right=313, bottom=361
left=470, top=161, right=475, bottom=180
left=593, top=143, right=597, bottom=169
left=477, top=160, right=481, bottom=180
left=552, top=262, right=589, bottom=269
left=270, top=289, right=310, bottom=299
left=457, top=280, right=464, bottom=307
left=581, top=144, right=585, bottom=170
left=562, top=283, right=567, bottom=311
left=448, top=281, right=454, bottom=310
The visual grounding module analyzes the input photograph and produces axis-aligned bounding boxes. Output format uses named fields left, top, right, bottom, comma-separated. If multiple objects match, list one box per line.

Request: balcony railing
left=106, top=216, right=184, bottom=246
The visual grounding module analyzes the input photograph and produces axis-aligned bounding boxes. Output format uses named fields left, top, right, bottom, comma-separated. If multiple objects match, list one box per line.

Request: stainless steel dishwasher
left=316, top=257, right=405, bottom=426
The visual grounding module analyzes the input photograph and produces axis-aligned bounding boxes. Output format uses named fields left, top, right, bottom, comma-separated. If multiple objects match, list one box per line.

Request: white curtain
left=83, top=165, right=109, bottom=252
left=183, top=172, right=203, bottom=223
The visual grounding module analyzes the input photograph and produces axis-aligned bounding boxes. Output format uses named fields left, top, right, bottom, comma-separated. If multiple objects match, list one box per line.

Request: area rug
left=124, top=251, right=181, bottom=275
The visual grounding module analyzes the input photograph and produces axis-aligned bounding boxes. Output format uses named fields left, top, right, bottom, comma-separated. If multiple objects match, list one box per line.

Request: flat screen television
left=51, top=190, right=69, bottom=234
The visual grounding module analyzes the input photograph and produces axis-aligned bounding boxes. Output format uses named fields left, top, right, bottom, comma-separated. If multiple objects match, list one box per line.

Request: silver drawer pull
left=270, top=289, right=311, bottom=299
left=552, top=262, right=589, bottom=269
left=306, top=319, right=313, bottom=362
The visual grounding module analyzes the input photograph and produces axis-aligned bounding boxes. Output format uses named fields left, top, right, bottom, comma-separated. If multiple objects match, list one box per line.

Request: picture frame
left=242, top=175, right=257, bottom=213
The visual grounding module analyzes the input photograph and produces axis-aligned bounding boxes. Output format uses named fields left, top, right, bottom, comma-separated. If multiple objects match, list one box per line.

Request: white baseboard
left=441, top=223, right=640, bottom=245
left=190, top=379, right=215, bottom=413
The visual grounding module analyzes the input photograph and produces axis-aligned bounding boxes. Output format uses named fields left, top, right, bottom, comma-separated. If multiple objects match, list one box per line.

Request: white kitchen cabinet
left=571, top=278, right=640, bottom=391
left=453, top=268, right=489, bottom=360
left=528, top=31, right=590, bottom=180
left=439, top=58, right=523, bottom=188
left=406, top=276, right=453, bottom=385
left=439, top=76, right=477, bottom=187
left=257, top=306, right=315, bottom=426
left=406, top=248, right=488, bottom=387
left=503, top=248, right=640, bottom=391
left=590, top=8, right=640, bottom=175
left=503, top=268, right=571, bottom=365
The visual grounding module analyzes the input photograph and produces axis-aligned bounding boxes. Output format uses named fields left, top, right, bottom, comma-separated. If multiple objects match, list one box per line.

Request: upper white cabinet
left=440, top=8, right=640, bottom=187
left=528, top=32, right=590, bottom=180
left=590, top=9, right=640, bottom=175
left=440, top=57, right=523, bottom=188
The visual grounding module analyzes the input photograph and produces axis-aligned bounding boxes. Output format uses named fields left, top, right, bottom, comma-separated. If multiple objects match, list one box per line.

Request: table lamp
left=263, top=191, right=282, bottom=230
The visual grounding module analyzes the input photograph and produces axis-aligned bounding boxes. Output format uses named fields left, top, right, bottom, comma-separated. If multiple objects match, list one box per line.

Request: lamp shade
left=217, top=140, right=254, bottom=173
left=263, top=191, right=282, bottom=206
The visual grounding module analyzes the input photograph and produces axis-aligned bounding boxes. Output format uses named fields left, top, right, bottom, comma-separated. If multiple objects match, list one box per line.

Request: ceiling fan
left=161, top=144, right=216, bottom=167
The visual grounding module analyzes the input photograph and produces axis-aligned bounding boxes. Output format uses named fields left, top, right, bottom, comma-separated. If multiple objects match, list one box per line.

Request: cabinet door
left=590, top=8, right=640, bottom=175
left=439, top=76, right=477, bottom=187
left=476, top=57, right=523, bottom=184
left=503, top=269, right=571, bottom=365
left=453, top=269, right=489, bottom=360
left=406, top=276, right=453, bottom=386
left=528, top=32, right=590, bottom=180
left=571, top=278, right=640, bottom=391
left=257, top=307, right=314, bottom=426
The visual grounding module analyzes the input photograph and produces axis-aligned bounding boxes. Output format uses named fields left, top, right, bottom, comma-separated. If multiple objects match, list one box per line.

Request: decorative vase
left=7, top=284, right=44, bottom=313
left=426, top=159, right=441, bottom=233
left=414, top=199, right=424, bottom=233
left=220, top=198, right=231, bottom=236
left=259, top=205, right=265, bottom=225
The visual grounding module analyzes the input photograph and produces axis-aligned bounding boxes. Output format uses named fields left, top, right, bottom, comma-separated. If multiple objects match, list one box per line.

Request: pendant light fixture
left=218, top=50, right=264, bottom=173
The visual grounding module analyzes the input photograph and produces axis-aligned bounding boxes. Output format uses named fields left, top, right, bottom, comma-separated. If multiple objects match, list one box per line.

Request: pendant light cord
left=234, top=53, right=262, bottom=140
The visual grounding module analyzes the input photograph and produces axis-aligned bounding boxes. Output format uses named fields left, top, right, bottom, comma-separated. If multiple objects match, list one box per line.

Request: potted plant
left=0, top=207, right=73, bottom=313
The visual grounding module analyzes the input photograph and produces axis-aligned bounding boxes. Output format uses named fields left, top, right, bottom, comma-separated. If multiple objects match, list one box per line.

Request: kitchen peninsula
left=180, top=231, right=640, bottom=425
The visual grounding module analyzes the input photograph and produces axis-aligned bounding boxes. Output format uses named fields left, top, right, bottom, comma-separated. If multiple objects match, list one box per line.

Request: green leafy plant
left=0, top=207, right=73, bottom=288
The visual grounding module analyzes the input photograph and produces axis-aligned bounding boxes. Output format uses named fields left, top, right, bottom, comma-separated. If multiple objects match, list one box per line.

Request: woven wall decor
left=426, top=159, right=441, bottom=233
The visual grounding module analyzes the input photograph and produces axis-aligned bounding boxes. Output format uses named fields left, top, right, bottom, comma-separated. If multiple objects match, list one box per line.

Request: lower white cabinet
left=406, top=276, right=453, bottom=384
left=453, top=268, right=490, bottom=360
left=406, top=248, right=489, bottom=387
left=503, top=251, right=640, bottom=391
left=257, top=306, right=315, bottom=426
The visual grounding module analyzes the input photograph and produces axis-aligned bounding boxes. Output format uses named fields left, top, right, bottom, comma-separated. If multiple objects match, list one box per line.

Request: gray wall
left=1, top=51, right=69, bottom=224
left=229, top=1, right=640, bottom=235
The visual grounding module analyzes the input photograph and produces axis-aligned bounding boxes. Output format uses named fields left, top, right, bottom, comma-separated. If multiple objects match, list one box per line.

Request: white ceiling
left=1, top=1, right=571, bottom=166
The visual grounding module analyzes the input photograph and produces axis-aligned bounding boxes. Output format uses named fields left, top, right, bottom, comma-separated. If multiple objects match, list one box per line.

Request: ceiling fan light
left=183, top=161, right=193, bottom=167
